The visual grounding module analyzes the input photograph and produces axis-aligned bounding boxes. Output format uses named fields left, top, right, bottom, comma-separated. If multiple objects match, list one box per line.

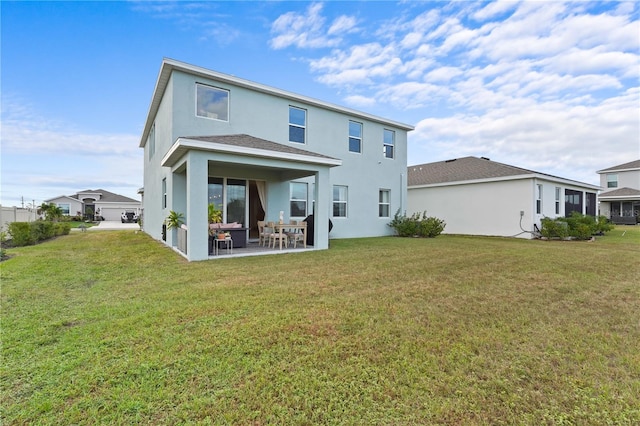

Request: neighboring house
left=44, top=189, right=141, bottom=221
left=596, top=159, right=640, bottom=224
left=407, top=156, right=601, bottom=239
left=139, top=59, right=413, bottom=261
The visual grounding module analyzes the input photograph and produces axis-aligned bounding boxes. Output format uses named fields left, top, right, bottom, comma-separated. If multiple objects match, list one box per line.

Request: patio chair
left=286, top=221, right=305, bottom=248
left=258, top=220, right=269, bottom=246
left=267, top=221, right=288, bottom=248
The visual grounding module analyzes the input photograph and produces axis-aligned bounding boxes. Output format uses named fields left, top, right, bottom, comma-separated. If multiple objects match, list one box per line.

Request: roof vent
left=481, top=157, right=490, bottom=161
left=445, top=158, right=457, bottom=163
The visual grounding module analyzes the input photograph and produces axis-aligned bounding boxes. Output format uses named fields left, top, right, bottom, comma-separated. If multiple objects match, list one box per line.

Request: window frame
left=383, top=129, right=395, bottom=159
left=555, top=186, right=561, bottom=215
left=332, top=185, right=348, bottom=218
left=536, top=184, right=543, bottom=214
left=289, top=106, right=307, bottom=144
left=196, top=83, right=230, bottom=122
left=606, top=173, right=618, bottom=188
left=348, top=120, right=363, bottom=153
left=289, top=182, right=308, bottom=218
left=379, top=189, right=390, bottom=218
left=162, top=178, right=167, bottom=209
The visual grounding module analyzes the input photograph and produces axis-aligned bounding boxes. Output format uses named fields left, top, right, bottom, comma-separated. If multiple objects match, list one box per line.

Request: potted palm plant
left=165, top=210, right=184, bottom=230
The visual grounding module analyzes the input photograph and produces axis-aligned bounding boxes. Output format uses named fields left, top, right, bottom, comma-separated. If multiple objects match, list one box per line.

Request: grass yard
left=1, top=227, right=639, bottom=425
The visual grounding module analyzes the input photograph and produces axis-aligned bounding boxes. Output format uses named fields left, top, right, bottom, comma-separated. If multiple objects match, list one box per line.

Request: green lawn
left=2, top=227, right=639, bottom=425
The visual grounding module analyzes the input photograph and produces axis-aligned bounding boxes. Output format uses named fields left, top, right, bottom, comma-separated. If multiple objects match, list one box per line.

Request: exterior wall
left=407, top=177, right=597, bottom=239
left=47, top=197, right=83, bottom=217
left=408, top=179, right=534, bottom=238
left=142, top=76, right=174, bottom=240
left=144, top=69, right=408, bottom=242
left=599, top=169, right=640, bottom=190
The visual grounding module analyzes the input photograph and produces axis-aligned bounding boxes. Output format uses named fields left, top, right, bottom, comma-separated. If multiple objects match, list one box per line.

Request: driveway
left=87, top=221, right=140, bottom=231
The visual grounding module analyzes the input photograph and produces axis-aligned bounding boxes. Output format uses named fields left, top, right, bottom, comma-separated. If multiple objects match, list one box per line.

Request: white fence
left=1, top=205, right=38, bottom=233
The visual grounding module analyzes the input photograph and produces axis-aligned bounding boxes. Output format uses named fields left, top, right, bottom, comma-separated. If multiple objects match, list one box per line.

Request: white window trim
left=332, top=185, right=348, bottom=218
left=379, top=189, right=390, bottom=218
left=349, top=120, right=363, bottom=154
left=383, top=129, right=395, bottom=159
left=289, top=106, right=307, bottom=144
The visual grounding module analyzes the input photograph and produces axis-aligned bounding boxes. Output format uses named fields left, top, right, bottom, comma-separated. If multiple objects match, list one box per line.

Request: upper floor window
left=333, top=185, right=348, bottom=218
left=290, top=182, right=308, bottom=217
left=383, top=129, right=395, bottom=158
left=606, top=173, right=618, bottom=188
left=289, top=106, right=306, bottom=144
left=379, top=189, right=390, bottom=217
left=196, top=84, right=229, bottom=121
left=349, top=121, right=362, bottom=153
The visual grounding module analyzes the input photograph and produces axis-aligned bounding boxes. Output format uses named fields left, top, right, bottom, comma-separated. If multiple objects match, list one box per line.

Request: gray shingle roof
left=408, top=156, right=538, bottom=186
left=598, top=187, right=640, bottom=198
left=597, top=159, right=640, bottom=173
left=73, top=189, right=139, bottom=203
left=183, top=134, right=338, bottom=161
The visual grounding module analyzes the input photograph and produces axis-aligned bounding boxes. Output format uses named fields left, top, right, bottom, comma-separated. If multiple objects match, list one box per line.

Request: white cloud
left=1, top=99, right=142, bottom=205
left=270, top=2, right=358, bottom=50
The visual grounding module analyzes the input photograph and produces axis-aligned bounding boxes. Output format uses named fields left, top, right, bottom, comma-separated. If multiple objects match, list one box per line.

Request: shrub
left=542, top=213, right=614, bottom=241
left=388, top=210, right=446, bottom=238
left=6, top=221, right=71, bottom=247
left=7, top=222, right=35, bottom=246
left=418, top=216, right=446, bottom=238
left=540, top=217, right=569, bottom=239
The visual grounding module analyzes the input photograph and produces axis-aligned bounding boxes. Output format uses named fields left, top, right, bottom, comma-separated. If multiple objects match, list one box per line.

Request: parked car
left=121, top=210, right=139, bottom=223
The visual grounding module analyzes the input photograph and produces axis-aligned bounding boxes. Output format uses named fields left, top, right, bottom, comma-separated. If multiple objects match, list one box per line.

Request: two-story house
left=596, top=160, right=640, bottom=224
left=139, top=59, right=413, bottom=261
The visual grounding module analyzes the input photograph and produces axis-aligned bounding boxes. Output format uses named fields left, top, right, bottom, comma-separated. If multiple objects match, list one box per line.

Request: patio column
left=313, top=168, right=330, bottom=250
left=186, top=152, right=209, bottom=261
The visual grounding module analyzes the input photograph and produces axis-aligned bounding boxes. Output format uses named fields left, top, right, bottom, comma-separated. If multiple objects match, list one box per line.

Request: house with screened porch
left=139, top=59, right=413, bottom=261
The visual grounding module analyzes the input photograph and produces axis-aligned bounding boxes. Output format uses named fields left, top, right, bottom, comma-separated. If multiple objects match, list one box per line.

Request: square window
left=196, top=84, right=229, bottom=121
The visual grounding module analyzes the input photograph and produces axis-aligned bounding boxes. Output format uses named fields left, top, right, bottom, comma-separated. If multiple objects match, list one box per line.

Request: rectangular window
left=289, top=106, right=306, bottom=144
left=606, top=173, right=618, bottom=188
left=555, top=187, right=561, bottom=215
left=208, top=177, right=224, bottom=211
left=162, top=178, right=167, bottom=209
left=349, top=121, right=362, bottom=153
left=383, top=129, right=395, bottom=158
left=332, top=185, right=348, bottom=217
left=196, top=83, right=229, bottom=121
left=226, top=179, right=246, bottom=225
left=379, top=189, right=390, bottom=218
left=290, top=182, right=308, bottom=217
left=536, top=184, right=543, bottom=214
left=148, top=123, right=155, bottom=161
left=58, top=203, right=70, bottom=215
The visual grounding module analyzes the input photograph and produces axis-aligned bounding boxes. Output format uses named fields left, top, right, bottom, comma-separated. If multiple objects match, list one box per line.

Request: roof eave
left=161, top=138, right=343, bottom=168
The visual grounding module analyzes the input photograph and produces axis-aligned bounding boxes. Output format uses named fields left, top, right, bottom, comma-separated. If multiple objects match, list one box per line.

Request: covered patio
left=161, top=134, right=342, bottom=261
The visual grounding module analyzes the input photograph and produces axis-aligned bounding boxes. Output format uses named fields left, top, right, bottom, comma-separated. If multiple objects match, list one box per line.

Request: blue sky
left=2, top=1, right=639, bottom=208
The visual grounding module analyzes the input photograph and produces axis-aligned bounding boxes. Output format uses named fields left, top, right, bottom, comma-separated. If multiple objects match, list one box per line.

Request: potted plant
left=166, top=210, right=184, bottom=230
left=208, top=204, right=222, bottom=224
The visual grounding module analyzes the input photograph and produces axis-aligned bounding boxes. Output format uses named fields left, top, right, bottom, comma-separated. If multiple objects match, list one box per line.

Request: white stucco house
left=139, top=58, right=413, bottom=261
left=596, top=159, right=640, bottom=224
left=44, top=189, right=141, bottom=221
left=407, top=156, right=601, bottom=239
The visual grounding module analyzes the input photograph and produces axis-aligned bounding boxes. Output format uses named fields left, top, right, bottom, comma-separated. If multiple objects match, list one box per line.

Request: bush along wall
left=388, top=210, right=446, bottom=238
left=540, top=212, right=613, bottom=240
left=7, top=221, right=71, bottom=247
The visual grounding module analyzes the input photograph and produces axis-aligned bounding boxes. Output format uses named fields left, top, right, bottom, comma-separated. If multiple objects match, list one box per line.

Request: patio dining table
left=273, top=222, right=307, bottom=250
